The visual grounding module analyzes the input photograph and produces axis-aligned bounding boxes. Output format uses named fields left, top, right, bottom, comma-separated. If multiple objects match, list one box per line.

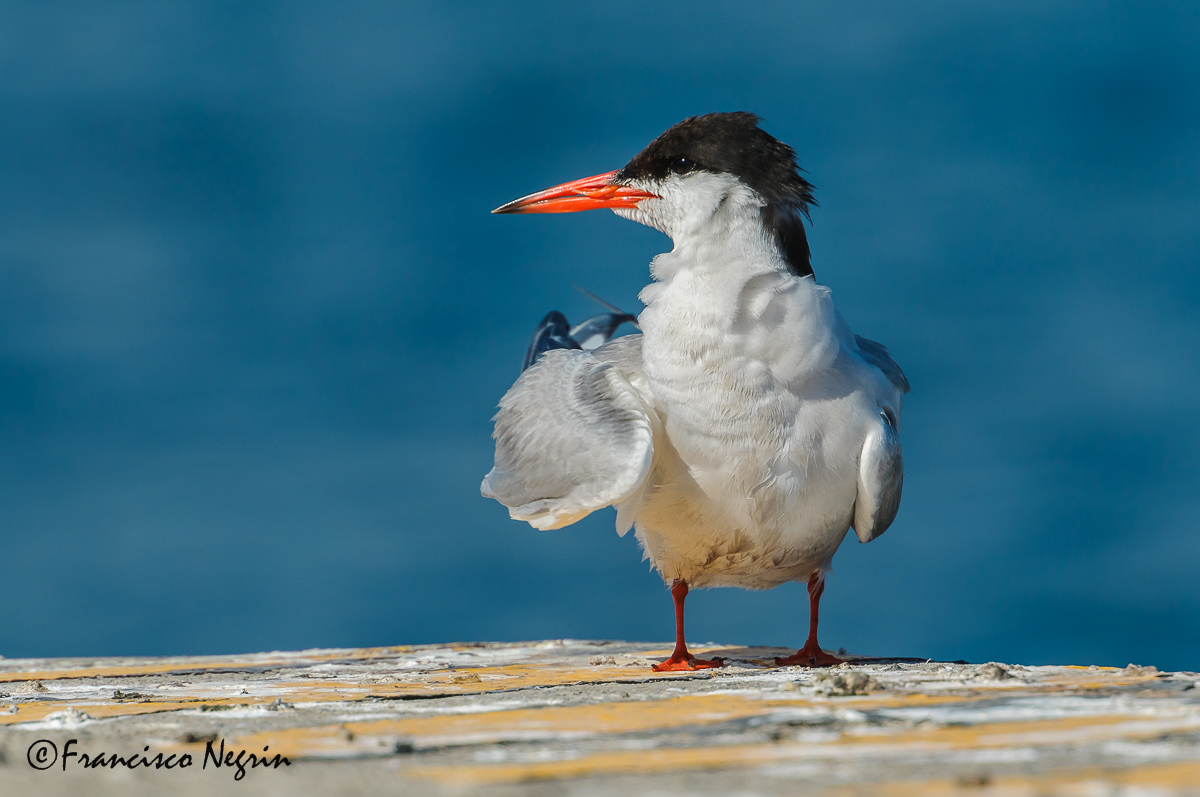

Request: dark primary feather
left=523, top=311, right=580, bottom=372
left=855, top=335, right=911, bottom=394
left=617, top=112, right=817, bottom=279
left=570, top=313, right=638, bottom=350
left=522, top=309, right=638, bottom=372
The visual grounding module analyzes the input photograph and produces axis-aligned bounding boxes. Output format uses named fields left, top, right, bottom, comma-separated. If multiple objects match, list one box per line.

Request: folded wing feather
left=481, top=336, right=654, bottom=530
left=851, top=335, right=908, bottom=544
left=852, top=414, right=904, bottom=543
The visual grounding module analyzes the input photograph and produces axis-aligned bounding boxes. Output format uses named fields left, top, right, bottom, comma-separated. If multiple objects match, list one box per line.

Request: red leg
left=775, top=572, right=845, bottom=667
left=652, top=579, right=724, bottom=672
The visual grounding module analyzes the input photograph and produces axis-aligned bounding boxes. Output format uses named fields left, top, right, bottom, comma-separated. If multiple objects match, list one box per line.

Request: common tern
left=483, top=113, right=909, bottom=670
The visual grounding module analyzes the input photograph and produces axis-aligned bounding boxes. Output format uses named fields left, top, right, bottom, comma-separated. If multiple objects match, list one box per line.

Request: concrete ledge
left=1, top=641, right=1198, bottom=795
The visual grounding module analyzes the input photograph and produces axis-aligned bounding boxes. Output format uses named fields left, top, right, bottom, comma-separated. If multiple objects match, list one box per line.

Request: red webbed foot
left=774, top=644, right=844, bottom=668
left=652, top=579, right=726, bottom=671
left=776, top=571, right=843, bottom=667
left=652, top=653, right=725, bottom=672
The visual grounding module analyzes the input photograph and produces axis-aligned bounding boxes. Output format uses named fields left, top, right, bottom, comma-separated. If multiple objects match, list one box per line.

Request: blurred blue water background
left=1, top=2, right=1198, bottom=669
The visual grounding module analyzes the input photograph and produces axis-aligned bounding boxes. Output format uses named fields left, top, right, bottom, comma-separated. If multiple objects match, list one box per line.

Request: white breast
left=625, top=196, right=881, bottom=589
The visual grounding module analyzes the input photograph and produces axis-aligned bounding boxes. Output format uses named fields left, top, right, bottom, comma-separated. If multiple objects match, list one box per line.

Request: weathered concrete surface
left=1, top=640, right=1198, bottom=795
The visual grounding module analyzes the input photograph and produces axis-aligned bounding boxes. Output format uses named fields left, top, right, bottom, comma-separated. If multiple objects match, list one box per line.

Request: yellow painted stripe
left=824, top=761, right=1200, bottom=795
left=0, top=646, right=412, bottom=684
left=400, top=713, right=1200, bottom=784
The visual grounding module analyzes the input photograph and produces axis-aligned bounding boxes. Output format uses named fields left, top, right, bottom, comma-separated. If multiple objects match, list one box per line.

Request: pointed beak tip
left=490, top=170, right=656, bottom=216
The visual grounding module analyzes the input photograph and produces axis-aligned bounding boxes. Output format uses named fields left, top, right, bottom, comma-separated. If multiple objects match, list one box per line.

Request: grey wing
left=481, top=337, right=653, bottom=531
left=855, top=335, right=910, bottom=394
left=852, top=412, right=904, bottom=543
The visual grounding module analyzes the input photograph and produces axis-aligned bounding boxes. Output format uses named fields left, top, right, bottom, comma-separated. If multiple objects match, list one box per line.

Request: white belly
left=633, top=375, right=867, bottom=590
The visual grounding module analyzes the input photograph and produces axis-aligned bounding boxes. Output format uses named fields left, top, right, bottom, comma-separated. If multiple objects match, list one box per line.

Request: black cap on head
left=617, top=112, right=817, bottom=278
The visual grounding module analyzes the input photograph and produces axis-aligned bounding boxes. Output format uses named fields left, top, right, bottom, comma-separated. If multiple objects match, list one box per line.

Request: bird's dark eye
left=670, top=156, right=696, bottom=174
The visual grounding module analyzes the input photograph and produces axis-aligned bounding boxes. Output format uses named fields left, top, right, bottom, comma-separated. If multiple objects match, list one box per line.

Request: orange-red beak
left=492, top=170, right=658, bottom=214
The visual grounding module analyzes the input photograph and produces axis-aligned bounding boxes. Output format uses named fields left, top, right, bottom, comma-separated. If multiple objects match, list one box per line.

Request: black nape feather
left=761, top=201, right=814, bottom=279
left=617, top=112, right=817, bottom=278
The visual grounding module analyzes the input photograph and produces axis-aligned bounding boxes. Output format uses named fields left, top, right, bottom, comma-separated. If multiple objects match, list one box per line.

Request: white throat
left=616, top=172, right=791, bottom=289
left=616, top=172, right=841, bottom=399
